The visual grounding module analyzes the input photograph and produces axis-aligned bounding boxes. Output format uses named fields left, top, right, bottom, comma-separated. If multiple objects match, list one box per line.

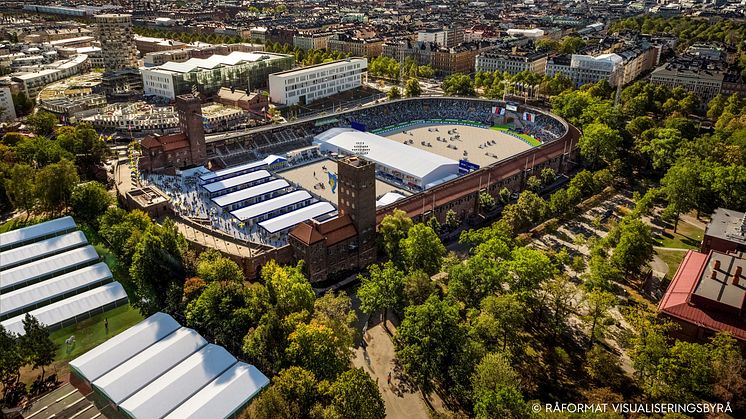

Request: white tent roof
left=211, top=179, right=289, bottom=208
left=376, top=192, right=406, bottom=207
left=0, top=245, right=100, bottom=292
left=313, top=128, right=459, bottom=182
left=0, top=216, right=76, bottom=251
left=69, top=312, right=180, bottom=382
left=259, top=202, right=336, bottom=234
left=0, top=262, right=112, bottom=318
left=0, top=231, right=88, bottom=270
left=199, top=160, right=267, bottom=182
left=1, top=282, right=127, bottom=336
left=230, top=191, right=312, bottom=222
left=119, top=344, right=237, bottom=419
left=202, top=170, right=271, bottom=194
left=164, top=363, right=270, bottom=419
left=93, top=327, right=207, bottom=404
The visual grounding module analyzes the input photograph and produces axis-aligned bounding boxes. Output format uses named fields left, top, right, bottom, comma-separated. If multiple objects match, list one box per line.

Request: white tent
left=69, top=312, right=181, bottom=382
left=0, top=245, right=100, bottom=292
left=0, top=262, right=112, bottom=320
left=93, top=328, right=207, bottom=404
left=0, top=216, right=76, bottom=251
left=118, top=344, right=237, bottom=419
left=1, top=282, right=128, bottom=336
left=0, top=231, right=88, bottom=270
left=164, top=363, right=270, bottom=419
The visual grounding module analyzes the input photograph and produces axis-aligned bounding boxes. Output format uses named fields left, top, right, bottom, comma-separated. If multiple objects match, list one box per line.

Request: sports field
left=384, top=122, right=535, bottom=168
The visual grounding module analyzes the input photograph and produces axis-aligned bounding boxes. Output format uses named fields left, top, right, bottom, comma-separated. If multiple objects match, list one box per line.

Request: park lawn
left=654, top=219, right=704, bottom=250
left=0, top=214, right=56, bottom=233
left=655, top=249, right=688, bottom=278
left=50, top=304, right=144, bottom=364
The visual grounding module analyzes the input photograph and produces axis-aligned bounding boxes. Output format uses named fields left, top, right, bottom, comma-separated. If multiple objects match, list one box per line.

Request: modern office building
left=142, top=51, right=294, bottom=100
left=475, top=50, right=548, bottom=75
left=96, top=14, right=138, bottom=72
left=268, top=58, right=367, bottom=106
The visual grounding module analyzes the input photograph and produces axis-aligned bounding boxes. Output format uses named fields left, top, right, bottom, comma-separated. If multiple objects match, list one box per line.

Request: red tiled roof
left=658, top=250, right=746, bottom=341
left=318, top=215, right=357, bottom=246
left=289, top=222, right=324, bottom=245
left=140, top=133, right=189, bottom=152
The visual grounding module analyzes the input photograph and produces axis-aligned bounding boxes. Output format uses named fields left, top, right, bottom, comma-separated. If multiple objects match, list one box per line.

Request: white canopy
left=0, top=231, right=88, bottom=270
left=164, top=363, right=270, bottom=419
left=0, top=216, right=76, bottom=251
left=0, top=245, right=99, bottom=292
left=93, top=327, right=207, bottom=404
left=201, top=170, right=271, bottom=194
left=119, top=344, right=236, bottom=419
left=69, top=312, right=180, bottom=382
left=230, top=190, right=312, bottom=222
left=259, top=202, right=336, bottom=234
left=212, top=179, right=289, bottom=208
left=1, top=282, right=127, bottom=336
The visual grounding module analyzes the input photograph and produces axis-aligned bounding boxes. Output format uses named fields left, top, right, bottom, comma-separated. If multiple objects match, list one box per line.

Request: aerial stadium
left=131, top=97, right=579, bottom=279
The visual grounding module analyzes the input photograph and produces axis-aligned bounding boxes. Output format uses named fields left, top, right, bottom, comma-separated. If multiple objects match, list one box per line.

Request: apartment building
left=327, top=34, right=383, bottom=59
left=650, top=60, right=725, bottom=103
left=293, top=32, right=333, bottom=51
left=96, top=14, right=138, bottom=72
left=0, top=86, right=17, bottom=121
left=268, top=58, right=367, bottom=106
left=546, top=53, right=624, bottom=87
left=475, top=50, right=548, bottom=75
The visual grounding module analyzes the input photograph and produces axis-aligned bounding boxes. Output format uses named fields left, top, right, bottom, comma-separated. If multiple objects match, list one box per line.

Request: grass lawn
left=50, top=304, right=144, bottom=364
left=0, top=215, right=55, bottom=233
left=654, top=219, right=704, bottom=250
left=490, top=126, right=541, bottom=147
left=655, top=249, right=688, bottom=278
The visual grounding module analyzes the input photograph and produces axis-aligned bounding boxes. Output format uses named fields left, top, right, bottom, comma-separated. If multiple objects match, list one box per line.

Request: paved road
left=352, top=324, right=431, bottom=419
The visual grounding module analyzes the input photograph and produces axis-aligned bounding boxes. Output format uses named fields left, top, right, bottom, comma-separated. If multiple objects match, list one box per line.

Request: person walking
left=387, top=371, right=392, bottom=386
left=104, top=318, right=109, bottom=334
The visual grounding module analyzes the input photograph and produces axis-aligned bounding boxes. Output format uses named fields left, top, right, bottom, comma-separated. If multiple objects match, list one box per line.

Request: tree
left=479, top=191, right=496, bottom=212
left=501, top=191, right=547, bottom=233
left=472, top=352, right=520, bottom=396
left=499, top=187, right=511, bottom=203
left=404, top=78, right=421, bottom=97
left=358, top=261, right=404, bottom=320
left=285, top=320, right=350, bottom=381
left=0, top=326, right=23, bottom=401
left=262, top=260, right=315, bottom=317
left=12, top=92, right=33, bottom=116
left=578, top=123, right=622, bottom=168
left=394, top=295, right=468, bottom=393
left=474, top=386, right=530, bottom=419
left=441, top=73, right=475, bottom=96
left=403, top=270, right=436, bottom=306
left=25, top=111, right=58, bottom=136
left=661, top=161, right=699, bottom=232
left=129, top=220, right=187, bottom=316
left=35, top=159, right=79, bottom=212
left=558, top=36, right=586, bottom=54
left=247, top=386, right=294, bottom=419
left=387, top=86, right=401, bottom=100
left=312, top=291, right=357, bottom=352
left=582, top=290, right=616, bottom=348
left=18, top=315, right=56, bottom=380
left=378, top=209, right=413, bottom=262
left=540, top=167, right=556, bottom=185
left=637, top=128, right=685, bottom=170
left=400, top=224, right=446, bottom=275
left=5, top=163, right=36, bottom=216
left=71, top=181, right=112, bottom=226
left=444, top=209, right=459, bottom=230
left=473, top=294, right=526, bottom=352
left=526, top=175, right=541, bottom=192
left=271, top=366, right=318, bottom=417
left=326, top=368, right=386, bottom=419
left=709, top=332, right=746, bottom=407
left=418, top=65, right=435, bottom=78
left=55, top=123, right=109, bottom=175
left=541, top=275, right=575, bottom=338
left=584, top=254, right=622, bottom=291
left=195, top=249, right=244, bottom=282
left=185, top=281, right=260, bottom=354
left=610, top=217, right=654, bottom=275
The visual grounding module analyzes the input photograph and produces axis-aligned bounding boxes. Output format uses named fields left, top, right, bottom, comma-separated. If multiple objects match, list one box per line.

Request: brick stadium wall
left=376, top=123, right=581, bottom=224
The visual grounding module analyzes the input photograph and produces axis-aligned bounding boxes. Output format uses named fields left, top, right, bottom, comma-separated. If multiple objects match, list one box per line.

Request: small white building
left=0, top=86, right=17, bottom=122
left=268, top=58, right=367, bottom=106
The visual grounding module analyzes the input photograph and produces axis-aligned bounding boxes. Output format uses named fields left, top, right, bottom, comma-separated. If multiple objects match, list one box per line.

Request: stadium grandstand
left=69, top=312, right=269, bottom=419
left=0, top=217, right=128, bottom=334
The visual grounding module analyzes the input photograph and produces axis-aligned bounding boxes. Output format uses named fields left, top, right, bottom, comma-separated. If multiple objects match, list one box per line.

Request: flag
left=523, top=112, right=534, bottom=122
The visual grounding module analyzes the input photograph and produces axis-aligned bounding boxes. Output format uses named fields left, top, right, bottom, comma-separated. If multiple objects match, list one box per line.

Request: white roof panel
left=93, top=327, right=207, bottom=404
left=0, top=245, right=100, bottom=292
left=1, top=282, right=128, bottom=336
left=211, top=179, right=289, bottom=208
left=0, top=216, right=76, bottom=251
left=259, top=202, right=336, bottom=234
left=0, top=231, right=88, bottom=270
left=164, top=363, right=270, bottom=419
left=0, top=262, right=112, bottom=318
left=199, top=160, right=267, bottom=182
left=119, top=344, right=237, bottom=419
left=69, top=312, right=180, bottom=382
left=313, top=128, right=459, bottom=180
left=202, top=170, right=271, bottom=193
left=230, top=191, right=312, bottom=222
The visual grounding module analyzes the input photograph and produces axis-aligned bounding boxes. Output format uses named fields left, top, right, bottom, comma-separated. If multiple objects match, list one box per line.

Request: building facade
left=292, top=33, right=333, bottom=51
left=546, top=53, right=624, bottom=87
left=475, top=50, right=548, bottom=75
left=142, top=52, right=294, bottom=100
left=268, top=58, right=367, bottom=106
left=327, top=34, right=383, bottom=59
left=650, top=61, right=724, bottom=104
left=0, top=86, right=17, bottom=121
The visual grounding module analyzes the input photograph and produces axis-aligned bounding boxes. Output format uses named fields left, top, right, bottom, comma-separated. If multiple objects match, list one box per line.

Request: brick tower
left=337, top=156, right=377, bottom=265
left=175, top=94, right=206, bottom=165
